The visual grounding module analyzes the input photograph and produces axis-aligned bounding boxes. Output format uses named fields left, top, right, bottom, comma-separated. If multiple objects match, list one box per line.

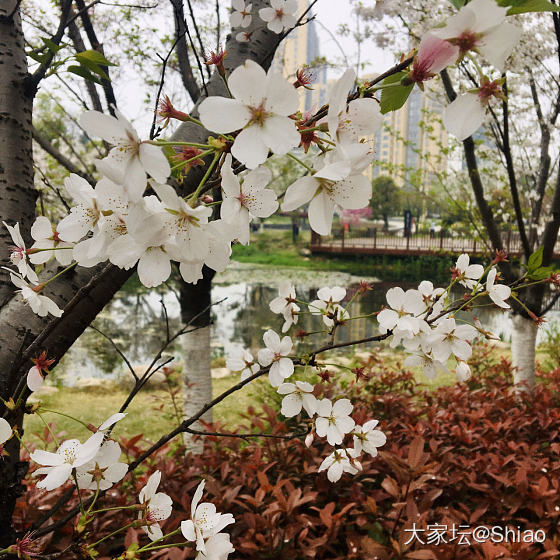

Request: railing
left=310, top=228, right=560, bottom=258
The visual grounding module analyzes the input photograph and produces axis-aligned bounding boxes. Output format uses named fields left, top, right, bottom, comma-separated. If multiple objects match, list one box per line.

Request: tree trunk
left=0, top=0, right=281, bottom=539
left=180, top=268, right=214, bottom=453
left=511, top=314, right=537, bottom=391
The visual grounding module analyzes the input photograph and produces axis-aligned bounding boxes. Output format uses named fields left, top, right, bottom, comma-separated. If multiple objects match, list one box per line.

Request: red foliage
left=14, top=345, right=560, bottom=559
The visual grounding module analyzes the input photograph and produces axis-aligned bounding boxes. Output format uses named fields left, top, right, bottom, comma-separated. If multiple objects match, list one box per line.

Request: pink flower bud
left=305, top=432, right=314, bottom=448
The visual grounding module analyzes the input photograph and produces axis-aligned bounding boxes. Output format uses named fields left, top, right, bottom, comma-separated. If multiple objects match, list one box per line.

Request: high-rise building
left=270, top=0, right=328, bottom=114
left=370, top=84, right=448, bottom=188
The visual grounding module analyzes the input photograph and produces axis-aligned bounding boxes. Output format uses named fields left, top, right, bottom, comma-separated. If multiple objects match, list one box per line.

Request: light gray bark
left=0, top=0, right=281, bottom=540
left=182, top=325, right=212, bottom=452
left=511, top=314, right=538, bottom=391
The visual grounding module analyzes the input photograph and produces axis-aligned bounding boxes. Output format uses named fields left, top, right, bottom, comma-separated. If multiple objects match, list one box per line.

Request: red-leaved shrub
left=14, top=344, right=560, bottom=559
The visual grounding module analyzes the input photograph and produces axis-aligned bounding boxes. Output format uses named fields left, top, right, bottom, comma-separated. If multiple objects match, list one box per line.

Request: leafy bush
left=16, top=346, right=560, bottom=559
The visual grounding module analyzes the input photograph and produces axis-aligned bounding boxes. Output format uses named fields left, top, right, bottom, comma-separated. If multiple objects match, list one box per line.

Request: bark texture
left=511, top=315, right=538, bottom=391
left=0, top=0, right=281, bottom=541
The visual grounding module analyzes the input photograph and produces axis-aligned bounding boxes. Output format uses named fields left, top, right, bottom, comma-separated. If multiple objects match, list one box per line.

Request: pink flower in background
left=339, top=207, right=372, bottom=227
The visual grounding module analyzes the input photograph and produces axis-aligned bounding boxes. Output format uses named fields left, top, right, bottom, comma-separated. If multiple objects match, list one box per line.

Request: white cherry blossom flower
left=318, top=448, right=361, bottom=483
left=258, top=0, right=297, bottom=33
left=326, top=68, right=383, bottom=144
left=315, top=398, right=355, bottom=446
left=3, top=268, right=63, bottom=317
left=230, top=0, right=252, bottom=28
left=453, top=253, right=484, bottom=289
left=353, top=420, right=386, bottom=457
left=57, top=174, right=102, bottom=242
left=277, top=381, right=316, bottom=417
left=403, top=352, right=450, bottom=379
left=181, top=480, right=235, bottom=555
left=455, top=361, right=471, bottom=382
left=27, top=366, right=45, bottom=392
left=138, top=470, right=173, bottom=541
left=236, top=31, right=251, bottom=43
left=28, top=216, right=73, bottom=266
left=76, top=440, right=128, bottom=491
left=0, top=418, right=12, bottom=447
left=430, top=0, right=521, bottom=72
left=269, top=282, right=299, bottom=332
left=2, top=221, right=38, bottom=282
left=79, top=110, right=170, bottom=201
left=257, top=329, right=294, bottom=386
left=443, top=92, right=486, bottom=141
left=377, top=287, right=425, bottom=336
left=199, top=60, right=300, bottom=169
left=220, top=154, right=278, bottom=243
left=486, top=267, right=511, bottom=308
left=226, top=349, right=260, bottom=381
left=195, top=533, right=235, bottom=560
left=31, top=432, right=104, bottom=491
left=429, top=317, right=478, bottom=363
left=98, top=412, right=127, bottom=432
left=309, top=286, right=349, bottom=327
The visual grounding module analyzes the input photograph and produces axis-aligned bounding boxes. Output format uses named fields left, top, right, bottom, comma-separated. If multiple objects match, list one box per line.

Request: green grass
left=23, top=374, right=271, bottom=447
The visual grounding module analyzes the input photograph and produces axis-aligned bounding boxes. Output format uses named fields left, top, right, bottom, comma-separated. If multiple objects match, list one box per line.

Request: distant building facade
left=370, top=84, right=448, bottom=188
left=270, top=0, right=328, bottom=113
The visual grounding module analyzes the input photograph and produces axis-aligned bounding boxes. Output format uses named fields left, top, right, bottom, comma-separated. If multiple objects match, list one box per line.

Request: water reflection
left=55, top=269, right=560, bottom=384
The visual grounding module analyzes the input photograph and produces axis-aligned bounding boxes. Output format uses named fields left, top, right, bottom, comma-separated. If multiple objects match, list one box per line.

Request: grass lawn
left=23, top=373, right=271, bottom=447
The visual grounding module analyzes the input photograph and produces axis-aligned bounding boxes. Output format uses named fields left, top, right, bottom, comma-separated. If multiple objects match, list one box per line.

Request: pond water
left=55, top=261, right=560, bottom=384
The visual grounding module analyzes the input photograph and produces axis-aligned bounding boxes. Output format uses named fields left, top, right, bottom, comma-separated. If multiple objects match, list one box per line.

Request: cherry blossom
left=3, top=268, right=63, bottom=317
left=453, top=253, right=485, bottom=289
left=98, top=412, right=127, bottom=431
left=315, top=398, right=355, bottom=446
left=258, top=0, right=297, bottom=33
left=277, top=381, right=317, bottom=417
left=28, top=216, right=73, bottom=266
left=181, top=480, right=235, bottom=555
left=409, top=33, right=459, bottom=84
left=31, top=432, right=104, bottom=491
left=257, top=329, right=294, bottom=386
left=486, top=267, right=511, bottom=308
left=269, top=282, right=299, bottom=332
left=456, top=361, right=472, bottom=382
left=318, top=448, right=362, bottom=483
left=27, top=351, right=55, bottom=393
left=430, top=0, right=521, bottom=72
left=194, top=533, right=235, bottom=560
left=352, top=420, right=387, bottom=457
left=220, top=153, right=278, bottom=243
left=226, top=348, right=260, bottom=380
left=76, top=440, right=128, bottom=491
left=138, top=470, right=173, bottom=541
left=2, top=221, right=38, bottom=282
left=79, top=109, right=170, bottom=201
left=309, top=286, right=349, bottom=327
left=404, top=352, right=450, bottom=379
left=198, top=60, right=300, bottom=168
left=230, top=0, right=252, bottom=28
left=281, top=147, right=372, bottom=235
left=429, top=317, right=478, bottom=363
left=326, top=68, right=383, bottom=144
left=377, top=287, right=425, bottom=336
left=0, top=418, right=12, bottom=448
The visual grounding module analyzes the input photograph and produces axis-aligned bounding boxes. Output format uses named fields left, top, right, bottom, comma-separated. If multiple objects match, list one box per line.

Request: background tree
left=370, top=175, right=401, bottom=231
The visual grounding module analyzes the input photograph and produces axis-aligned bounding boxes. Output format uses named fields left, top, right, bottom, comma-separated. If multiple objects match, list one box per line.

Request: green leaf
left=28, top=51, right=49, bottom=64
left=527, top=246, right=544, bottom=271
left=42, top=38, right=63, bottom=54
left=77, top=58, right=110, bottom=80
left=527, top=266, right=554, bottom=281
left=450, top=0, right=466, bottom=8
left=498, top=0, right=560, bottom=14
left=74, top=49, right=117, bottom=67
left=380, top=72, right=414, bottom=114
left=67, top=64, right=104, bottom=85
